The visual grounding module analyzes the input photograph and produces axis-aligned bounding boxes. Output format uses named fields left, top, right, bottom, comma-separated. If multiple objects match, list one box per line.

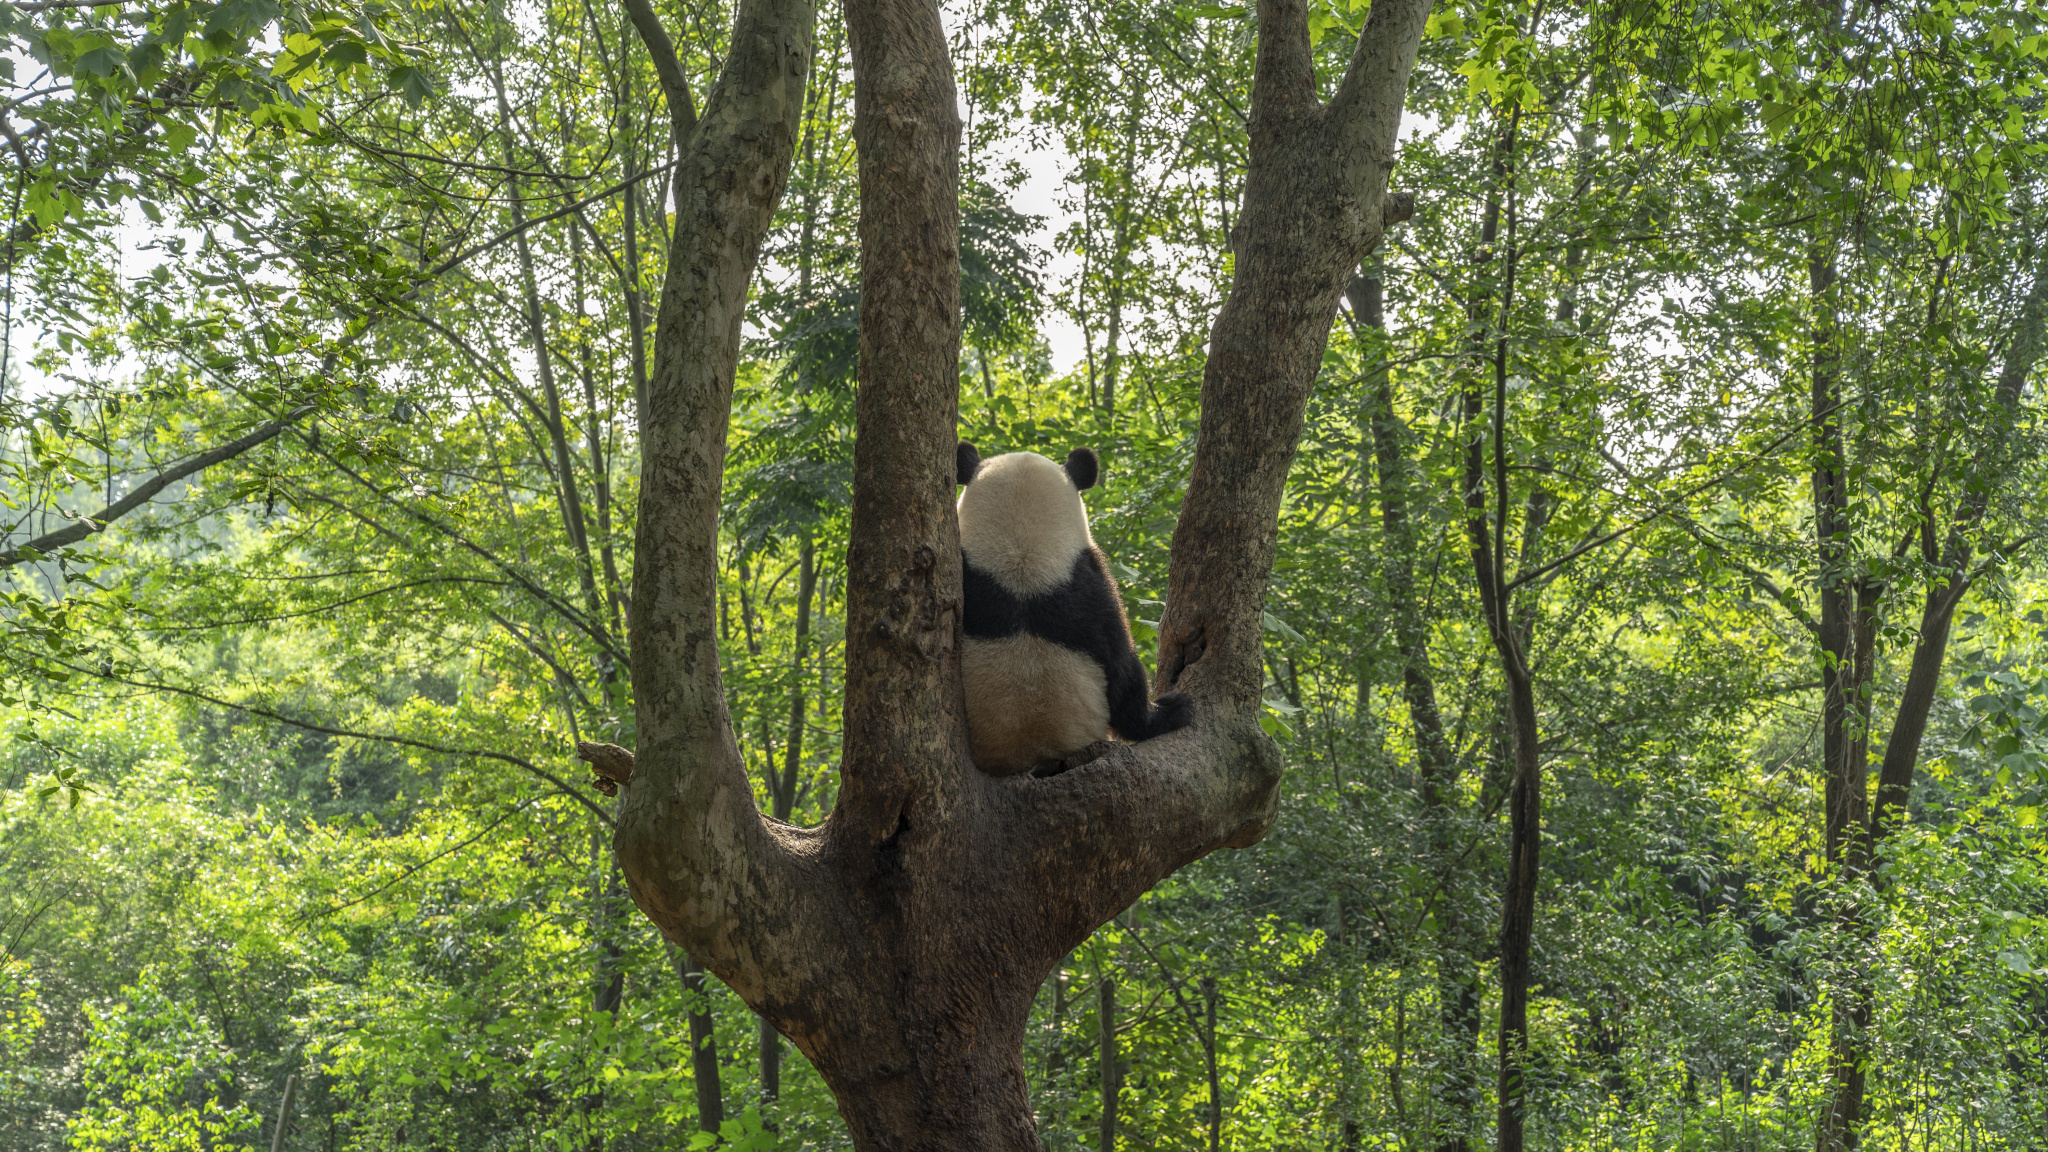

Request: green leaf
left=72, top=46, right=126, bottom=79
left=1262, top=610, right=1305, bottom=644
left=388, top=64, right=436, bottom=108
left=204, top=0, right=284, bottom=41
left=324, top=40, right=369, bottom=69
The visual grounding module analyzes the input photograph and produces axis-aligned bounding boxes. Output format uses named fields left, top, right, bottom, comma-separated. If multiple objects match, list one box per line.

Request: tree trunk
left=1447, top=104, right=1541, bottom=1152
left=1099, top=974, right=1118, bottom=1151
left=1099, top=105, right=1141, bottom=419
left=777, top=534, right=817, bottom=818
left=1810, top=241, right=1871, bottom=1152
left=1347, top=271, right=1482, bottom=1152
left=1813, top=242, right=2048, bottom=1152
left=611, top=0, right=1434, bottom=1143
left=1202, top=975, right=1221, bottom=1152
left=1868, top=249, right=2048, bottom=846
left=496, top=94, right=607, bottom=639
left=679, top=952, right=726, bottom=1132
left=1491, top=667, right=1539, bottom=1152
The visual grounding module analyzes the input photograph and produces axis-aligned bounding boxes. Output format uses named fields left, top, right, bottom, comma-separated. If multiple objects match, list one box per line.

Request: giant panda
left=955, top=441, right=1193, bottom=775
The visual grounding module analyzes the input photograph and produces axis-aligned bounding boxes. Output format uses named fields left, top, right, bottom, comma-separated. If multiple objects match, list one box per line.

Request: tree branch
left=612, top=0, right=815, bottom=980
left=832, top=0, right=968, bottom=832
left=1, top=411, right=305, bottom=569
left=50, top=662, right=614, bottom=825
left=623, top=0, right=700, bottom=153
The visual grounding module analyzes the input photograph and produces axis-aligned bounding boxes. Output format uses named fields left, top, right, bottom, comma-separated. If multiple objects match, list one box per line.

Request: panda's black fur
left=955, top=440, right=1193, bottom=775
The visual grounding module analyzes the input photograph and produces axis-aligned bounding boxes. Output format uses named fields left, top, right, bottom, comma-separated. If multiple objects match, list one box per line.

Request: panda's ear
left=956, top=441, right=982, bottom=485
left=1064, top=448, right=1099, bottom=491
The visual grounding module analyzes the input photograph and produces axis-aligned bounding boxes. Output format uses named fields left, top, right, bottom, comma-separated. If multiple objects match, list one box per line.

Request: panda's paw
left=1147, top=692, right=1195, bottom=739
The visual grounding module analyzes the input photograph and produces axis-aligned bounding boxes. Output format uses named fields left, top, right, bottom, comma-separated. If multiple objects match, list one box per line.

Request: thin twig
left=46, top=660, right=613, bottom=825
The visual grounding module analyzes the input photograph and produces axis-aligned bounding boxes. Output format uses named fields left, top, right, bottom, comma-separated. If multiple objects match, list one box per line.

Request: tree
left=603, top=0, right=1432, bottom=1140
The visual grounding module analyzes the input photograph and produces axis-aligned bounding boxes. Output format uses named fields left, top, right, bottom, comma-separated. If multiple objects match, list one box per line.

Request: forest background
left=3, top=0, right=2048, bottom=1148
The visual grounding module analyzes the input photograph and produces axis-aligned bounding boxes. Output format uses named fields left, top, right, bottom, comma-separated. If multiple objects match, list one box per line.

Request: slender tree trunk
left=619, top=42, right=653, bottom=420
left=736, top=553, right=762, bottom=657
left=1869, top=249, right=2048, bottom=846
left=269, top=1073, right=297, bottom=1152
left=1447, top=101, right=1541, bottom=1152
left=1811, top=241, right=1871, bottom=1152
left=494, top=88, right=607, bottom=639
left=1099, top=975, right=1118, bottom=1152
left=1490, top=663, right=1539, bottom=1152
left=568, top=212, right=629, bottom=654
left=1047, top=964, right=1069, bottom=1094
left=1202, top=975, right=1221, bottom=1152
left=1347, top=271, right=1481, bottom=1152
left=1099, top=105, right=1141, bottom=418
left=777, top=535, right=817, bottom=817
left=758, top=533, right=816, bottom=1107
left=594, top=831, right=626, bottom=1016
left=1815, top=244, right=2048, bottom=1152
left=679, top=951, right=726, bottom=1133
left=1811, top=247, right=1858, bottom=870
left=586, top=828, right=627, bottom=1152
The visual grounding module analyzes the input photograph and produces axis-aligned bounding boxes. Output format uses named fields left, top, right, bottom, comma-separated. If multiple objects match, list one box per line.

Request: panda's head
left=955, top=441, right=1099, bottom=595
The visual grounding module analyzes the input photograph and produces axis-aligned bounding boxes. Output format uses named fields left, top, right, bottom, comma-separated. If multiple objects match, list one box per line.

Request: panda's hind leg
left=1144, top=691, right=1194, bottom=739
left=1105, top=648, right=1195, bottom=744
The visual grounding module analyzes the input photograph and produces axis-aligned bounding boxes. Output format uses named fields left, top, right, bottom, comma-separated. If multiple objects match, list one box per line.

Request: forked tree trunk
left=610, top=0, right=1434, bottom=1143
left=1447, top=106, right=1543, bottom=1152
left=1816, top=237, right=2048, bottom=1152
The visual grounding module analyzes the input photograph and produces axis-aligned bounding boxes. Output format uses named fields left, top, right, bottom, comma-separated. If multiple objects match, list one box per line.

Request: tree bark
left=1347, top=271, right=1481, bottom=1152
left=680, top=952, right=726, bottom=1132
left=611, top=0, right=1434, bottom=1143
left=1099, top=974, right=1118, bottom=1151
left=1811, top=241, right=1873, bottom=1152
left=1448, top=104, right=1540, bottom=1152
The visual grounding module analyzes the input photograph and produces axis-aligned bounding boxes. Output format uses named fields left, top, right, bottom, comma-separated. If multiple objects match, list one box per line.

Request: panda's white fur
left=956, top=444, right=1193, bottom=775
left=958, top=451, right=1100, bottom=772
left=960, top=634, right=1110, bottom=772
left=957, top=451, right=1093, bottom=595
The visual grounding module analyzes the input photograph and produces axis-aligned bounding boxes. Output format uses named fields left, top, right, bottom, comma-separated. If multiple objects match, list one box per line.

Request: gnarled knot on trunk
left=1382, top=191, right=1416, bottom=227
left=875, top=545, right=957, bottom=662
left=1157, top=621, right=1207, bottom=692
left=577, top=740, right=636, bottom=797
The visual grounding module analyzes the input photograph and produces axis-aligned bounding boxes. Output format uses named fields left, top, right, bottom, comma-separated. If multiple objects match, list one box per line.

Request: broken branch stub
left=578, top=741, right=635, bottom=796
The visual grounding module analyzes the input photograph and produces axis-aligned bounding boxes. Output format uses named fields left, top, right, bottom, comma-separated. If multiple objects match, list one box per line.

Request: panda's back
left=962, top=633, right=1110, bottom=773
left=956, top=451, right=1118, bottom=773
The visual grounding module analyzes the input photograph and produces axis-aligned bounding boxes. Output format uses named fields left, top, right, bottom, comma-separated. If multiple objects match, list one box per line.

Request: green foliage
left=4, top=0, right=2048, bottom=1146
left=0, top=956, right=45, bottom=1141
left=65, top=975, right=259, bottom=1152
